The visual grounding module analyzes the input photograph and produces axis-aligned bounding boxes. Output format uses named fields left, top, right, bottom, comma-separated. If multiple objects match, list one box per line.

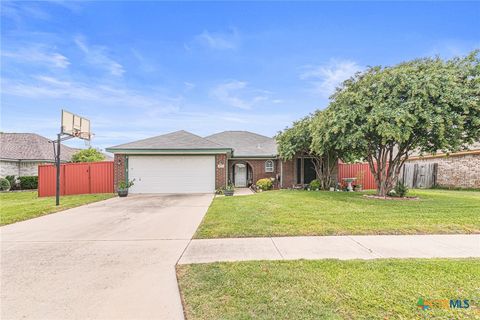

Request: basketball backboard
left=61, top=110, right=91, bottom=140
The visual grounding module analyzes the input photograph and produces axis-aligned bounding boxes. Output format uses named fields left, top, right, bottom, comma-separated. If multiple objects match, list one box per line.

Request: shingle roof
left=0, top=133, right=78, bottom=162
left=409, top=141, right=480, bottom=157
left=107, top=130, right=229, bottom=150
left=205, top=131, right=278, bottom=157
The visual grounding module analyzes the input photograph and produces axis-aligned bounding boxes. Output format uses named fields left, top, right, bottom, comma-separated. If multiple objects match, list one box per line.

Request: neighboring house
left=0, top=133, right=78, bottom=178
left=406, top=142, right=480, bottom=188
left=106, top=130, right=320, bottom=194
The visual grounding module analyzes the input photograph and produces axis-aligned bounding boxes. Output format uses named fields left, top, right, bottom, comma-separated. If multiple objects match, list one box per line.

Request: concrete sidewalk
left=178, top=234, right=480, bottom=264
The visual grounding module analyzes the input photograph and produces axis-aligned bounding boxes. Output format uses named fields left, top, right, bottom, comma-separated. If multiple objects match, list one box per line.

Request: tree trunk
left=367, top=145, right=407, bottom=197
left=312, top=153, right=337, bottom=190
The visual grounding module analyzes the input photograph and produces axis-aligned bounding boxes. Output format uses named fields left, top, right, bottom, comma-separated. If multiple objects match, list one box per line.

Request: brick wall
left=0, top=161, right=20, bottom=177
left=1, top=160, right=46, bottom=178
left=19, top=162, right=42, bottom=176
left=215, top=154, right=227, bottom=189
left=281, top=159, right=295, bottom=188
left=406, top=153, right=480, bottom=188
left=229, top=159, right=280, bottom=188
left=114, top=154, right=126, bottom=191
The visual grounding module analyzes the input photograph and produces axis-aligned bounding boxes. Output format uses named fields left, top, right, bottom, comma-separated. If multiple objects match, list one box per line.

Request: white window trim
left=265, top=160, right=274, bottom=172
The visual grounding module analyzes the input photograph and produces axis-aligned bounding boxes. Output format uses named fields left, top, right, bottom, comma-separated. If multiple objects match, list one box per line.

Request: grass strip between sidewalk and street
left=177, top=258, right=480, bottom=319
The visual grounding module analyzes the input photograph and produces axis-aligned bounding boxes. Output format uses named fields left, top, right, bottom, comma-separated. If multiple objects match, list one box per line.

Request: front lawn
left=195, top=189, right=480, bottom=238
left=177, top=259, right=480, bottom=319
left=0, top=191, right=115, bottom=225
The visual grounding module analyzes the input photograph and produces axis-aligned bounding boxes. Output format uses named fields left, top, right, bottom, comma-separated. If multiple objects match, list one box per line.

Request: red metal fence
left=38, top=161, right=114, bottom=197
left=338, top=162, right=377, bottom=190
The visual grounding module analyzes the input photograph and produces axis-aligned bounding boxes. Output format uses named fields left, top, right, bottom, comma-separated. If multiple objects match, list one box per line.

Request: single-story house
left=406, top=142, right=480, bottom=188
left=106, top=130, right=323, bottom=193
left=0, top=133, right=78, bottom=178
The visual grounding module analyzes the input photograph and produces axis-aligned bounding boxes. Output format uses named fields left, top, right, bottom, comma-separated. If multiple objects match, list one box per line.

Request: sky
left=1, top=1, right=479, bottom=151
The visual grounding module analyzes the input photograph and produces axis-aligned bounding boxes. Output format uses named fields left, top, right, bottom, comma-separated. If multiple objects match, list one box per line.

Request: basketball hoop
left=61, top=110, right=91, bottom=141
left=54, top=109, right=93, bottom=206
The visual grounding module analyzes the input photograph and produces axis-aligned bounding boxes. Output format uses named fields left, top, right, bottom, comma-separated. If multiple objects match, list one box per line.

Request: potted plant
left=223, top=184, right=235, bottom=196
left=117, top=179, right=135, bottom=197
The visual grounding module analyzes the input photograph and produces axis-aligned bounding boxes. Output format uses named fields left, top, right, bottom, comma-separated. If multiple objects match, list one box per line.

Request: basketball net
left=72, top=129, right=92, bottom=147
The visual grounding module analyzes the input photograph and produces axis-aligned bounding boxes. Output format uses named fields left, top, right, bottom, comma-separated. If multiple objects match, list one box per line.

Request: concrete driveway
left=1, top=193, right=213, bottom=320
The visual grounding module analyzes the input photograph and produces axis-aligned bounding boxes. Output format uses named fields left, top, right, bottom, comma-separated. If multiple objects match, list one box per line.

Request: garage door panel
left=128, top=156, right=215, bottom=193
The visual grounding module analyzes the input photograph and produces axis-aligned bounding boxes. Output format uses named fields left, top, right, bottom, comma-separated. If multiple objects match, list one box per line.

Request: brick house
left=405, top=142, right=480, bottom=189
left=0, top=133, right=78, bottom=178
left=106, top=130, right=324, bottom=193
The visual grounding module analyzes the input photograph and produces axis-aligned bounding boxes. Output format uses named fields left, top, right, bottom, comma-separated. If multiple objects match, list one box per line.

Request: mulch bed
left=363, top=194, right=420, bottom=201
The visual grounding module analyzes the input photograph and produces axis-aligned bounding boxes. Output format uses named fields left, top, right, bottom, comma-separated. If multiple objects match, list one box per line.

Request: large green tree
left=276, top=115, right=338, bottom=189
left=314, top=51, right=480, bottom=196
left=71, top=148, right=106, bottom=163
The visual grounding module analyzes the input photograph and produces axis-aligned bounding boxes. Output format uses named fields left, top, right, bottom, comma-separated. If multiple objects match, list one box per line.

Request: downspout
left=225, top=154, right=228, bottom=187
left=301, top=156, right=304, bottom=185
left=125, top=155, right=129, bottom=183
left=280, top=160, right=283, bottom=188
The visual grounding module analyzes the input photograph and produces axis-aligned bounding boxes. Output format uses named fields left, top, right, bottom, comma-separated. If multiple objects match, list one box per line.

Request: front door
left=234, top=163, right=247, bottom=187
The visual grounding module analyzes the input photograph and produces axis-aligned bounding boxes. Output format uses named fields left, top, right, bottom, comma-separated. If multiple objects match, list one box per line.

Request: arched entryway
left=231, top=161, right=253, bottom=187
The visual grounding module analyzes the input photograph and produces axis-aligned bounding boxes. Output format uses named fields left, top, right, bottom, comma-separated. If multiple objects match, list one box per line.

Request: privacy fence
left=338, top=162, right=438, bottom=190
left=38, top=161, right=114, bottom=197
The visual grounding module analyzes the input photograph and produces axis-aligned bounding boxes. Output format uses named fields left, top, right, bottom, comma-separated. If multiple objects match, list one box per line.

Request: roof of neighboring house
left=106, top=130, right=230, bottom=153
left=409, top=141, right=480, bottom=159
left=205, top=131, right=277, bottom=157
left=0, top=133, right=78, bottom=162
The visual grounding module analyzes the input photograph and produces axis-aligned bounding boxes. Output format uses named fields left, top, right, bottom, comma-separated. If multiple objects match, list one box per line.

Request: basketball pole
left=55, top=109, right=90, bottom=206
left=55, top=130, right=61, bottom=206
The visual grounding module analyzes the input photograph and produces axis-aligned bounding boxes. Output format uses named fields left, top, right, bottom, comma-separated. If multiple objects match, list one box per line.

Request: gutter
left=105, top=148, right=232, bottom=154
left=408, top=149, right=480, bottom=160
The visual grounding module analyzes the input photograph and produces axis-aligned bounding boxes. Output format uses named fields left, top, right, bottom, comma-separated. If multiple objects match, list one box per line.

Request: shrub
left=18, top=176, right=38, bottom=189
left=256, top=178, right=273, bottom=191
left=72, top=148, right=105, bottom=163
left=394, top=181, right=409, bottom=197
left=309, top=179, right=321, bottom=190
left=118, top=179, right=135, bottom=190
left=5, top=175, right=17, bottom=190
left=0, top=178, right=11, bottom=191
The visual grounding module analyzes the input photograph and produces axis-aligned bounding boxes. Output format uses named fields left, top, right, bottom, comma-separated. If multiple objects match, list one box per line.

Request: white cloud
left=2, top=45, right=70, bottom=68
left=74, top=35, right=125, bottom=76
left=1, top=2, right=50, bottom=23
left=210, top=80, right=271, bottom=110
left=184, top=82, right=195, bottom=90
left=2, top=75, right=180, bottom=113
left=300, top=59, right=363, bottom=97
left=194, top=28, right=240, bottom=50
left=131, top=49, right=157, bottom=73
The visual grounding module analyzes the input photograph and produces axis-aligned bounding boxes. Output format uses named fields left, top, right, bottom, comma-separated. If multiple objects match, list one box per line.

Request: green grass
left=0, top=191, right=115, bottom=225
left=195, top=189, right=480, bottom=238
left=177, top=259, right=480, bottom=319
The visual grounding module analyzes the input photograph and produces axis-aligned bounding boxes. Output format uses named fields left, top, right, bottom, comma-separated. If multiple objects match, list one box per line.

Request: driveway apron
left=1, top=194, right=213, bottom=320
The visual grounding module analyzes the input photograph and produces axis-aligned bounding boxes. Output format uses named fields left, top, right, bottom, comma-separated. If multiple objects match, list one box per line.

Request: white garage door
left=128, top=155, right=215, bottom=193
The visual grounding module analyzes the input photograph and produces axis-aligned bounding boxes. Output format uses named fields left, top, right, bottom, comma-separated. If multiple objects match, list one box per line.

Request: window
left=265, top=160, right=274, bottom=172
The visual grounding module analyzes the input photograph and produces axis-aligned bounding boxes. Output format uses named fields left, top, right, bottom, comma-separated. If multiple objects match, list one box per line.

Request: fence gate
left=38, top=161, right=114, bottom=197
left=401, top=163, right=438, bottom=188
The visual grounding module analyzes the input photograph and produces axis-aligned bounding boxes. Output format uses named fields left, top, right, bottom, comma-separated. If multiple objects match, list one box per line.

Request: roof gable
left=205, top=131, right=278, bottom=157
